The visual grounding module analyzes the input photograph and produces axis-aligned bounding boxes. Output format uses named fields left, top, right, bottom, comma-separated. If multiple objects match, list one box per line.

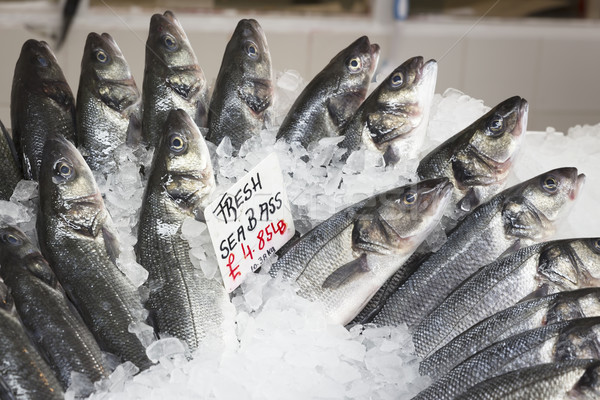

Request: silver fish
left=0, top=120, right=22, bottom=200
left=137, top=109, right=230, bottom=350
left=76, top=32, right=141, bottom=171
left=276, top=36, right=380, bottom=148
left=206, top=19, right=273, bottom=151
left=269, top=178, right=453, bottom=325
left=371, top=167, right=585, bottom=329
left=37, top=134, right=151, bottom=369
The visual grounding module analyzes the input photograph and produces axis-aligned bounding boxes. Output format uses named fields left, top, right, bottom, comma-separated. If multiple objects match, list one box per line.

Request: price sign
left=205, top=153, right=295, bottom=292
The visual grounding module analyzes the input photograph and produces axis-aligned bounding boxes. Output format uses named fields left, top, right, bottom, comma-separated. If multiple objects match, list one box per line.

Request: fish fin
left=322, top=254, right=370, bottom=289
left=519, top=283, right=549, bottom=302
left=126, top=108, right=143, bottom=146
left=327, top=92, right=363, bottom=127
left=497, top=240, right=522, bottom=259
left=102, top=226, right=121, bottom=264
left=457, top=188, right=480, bottom=212
left=383, top=146, right=400, bottom=166
left=0, top=375, right=16, bottom=400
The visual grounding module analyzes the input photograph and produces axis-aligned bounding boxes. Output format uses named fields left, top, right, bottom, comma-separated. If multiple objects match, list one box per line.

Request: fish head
left=0, top=225, right=57, bottom=287
left=157, top=109, right=215, bottom=214
left=17, top=39, right=63, bottom=82
left=352, top=177, right=453, bottom=255
left=468, top=96, right=528, bottom=166
left=503, top=168, right=585, bottom=240
left=539, top=239, right=600, bottom=291
left=228, top=19, right=271, bottom=80
left=367, top=56, right=438, bottom=146
left=146, top=10, right=198, bottom=68
left=547, top=288, right=600, bottom=324
left=335, top=35, right=380, bottom=94
left=39, top=134, right=104, bottom=229
left=82, top=32, right=133, bottom=82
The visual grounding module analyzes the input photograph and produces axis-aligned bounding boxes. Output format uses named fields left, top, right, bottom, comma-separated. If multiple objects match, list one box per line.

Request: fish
left=37, top=134, right=151, bottom=369
left=338, top=56, right=437, bottom=165
left=0, top=225, right=108, bottom=390
left=269, top=177, right=453, bottom=325
left=276, top=36, right=380, bottom=148
left=418, top=95, right=528, bottom=218
left=370, top=167, right=585, bottom=329
left=421, top=287, right=600, bottom=380
left=206, top=19, right=273, bottom=151
left=76, top=32, right=142, bottom=171
left=0, top=120, right=22, bottom=200
left=11, top=39, right=76, bottom=180
left=414, top=238, right=600, bottom=362
left=137, top=109, right=230, bottom=350
left=455, top=359, right=600, bottom=400
left=412, top=317, right=600, bottom=400
left=0, top=278, right=64, bottom=399
left=141, top=10, right=209, bottom=148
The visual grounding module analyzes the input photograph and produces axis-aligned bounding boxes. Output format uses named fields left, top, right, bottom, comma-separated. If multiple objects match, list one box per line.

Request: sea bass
left=142, top=10, right=209, bottom=148
left=11, top=39, right=76, bottom=180
left=269, top=178, right=453, bottom=325
left=37, top=134, right=151, bottom=369
left=0, top=279, right=63, bottom=399
left=276, top=36, right=380, bottom=148
left=371, top=167, right=585, bottom=329
left=76, top=32, right=141, bottom=171
left=206, top=19, right=273, bottom=151
left=0, top=225, right=107, bottom=390
left=137, top=109, right=231, bottom=350
left=413, top=317, right=600, bottom=400
left=421, top=287, right=600, bottom=379
left=339, top=56, right=437, bottom=165
left=414, top=238, right=600, bottom=360
left=0, top=120, right=22, bottom=200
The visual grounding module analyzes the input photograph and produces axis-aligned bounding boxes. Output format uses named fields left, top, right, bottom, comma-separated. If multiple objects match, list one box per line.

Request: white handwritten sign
left=205, top=153, right=295, bottom=292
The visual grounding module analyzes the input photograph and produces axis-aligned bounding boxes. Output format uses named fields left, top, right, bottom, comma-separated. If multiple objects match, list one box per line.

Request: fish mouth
left=571, top=173, right=586, bottom=200
left=370, top=43, right=381, bottom=73
left=417, top=178, right=453, bottom=213
left=513, top=97, right=529, bottom=137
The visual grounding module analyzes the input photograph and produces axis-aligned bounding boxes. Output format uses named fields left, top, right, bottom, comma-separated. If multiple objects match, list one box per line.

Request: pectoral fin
left=322, top=253, right=370, bottom=289
left=457, top=188, right=480, bottom=212
left=102, top=226, right=120, bottom=264
left=328, top=92, right=363, bottom=128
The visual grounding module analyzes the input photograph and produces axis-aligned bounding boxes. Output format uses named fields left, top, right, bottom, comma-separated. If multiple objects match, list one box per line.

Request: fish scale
left=0, top=120, right=22, bottom=200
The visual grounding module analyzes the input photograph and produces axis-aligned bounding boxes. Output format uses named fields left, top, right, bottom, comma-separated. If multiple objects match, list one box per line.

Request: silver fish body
left=141, top=10, right=209, bottom=148
left=455, top=359, right=600, bottom=400
left=276, top=36, right=380, bottom=148
left=422, top=287, right=600, bottom=379
left=371, top=167, right=585, bottom=329
left=0, top=279, right=64, bottom=399
left=415, top=238, right=600, bottom=361
left=11, top=39, right=76, bottom=180
left=0, top=225, right=107, bottom=389
left=207, top=19, right=273, bottom=151
left=339, top=56, right=437, bottom=165
left=37, top=134, right=151, bottom=369
left=76, top=32, right=141, bottom=171
left=413, top=317, right=600, bottom=400
left=137, top=109, right=229, bottom=350
left=269, top=178, right=453, bottom=325
left=0, top=120, right=22, bottom=200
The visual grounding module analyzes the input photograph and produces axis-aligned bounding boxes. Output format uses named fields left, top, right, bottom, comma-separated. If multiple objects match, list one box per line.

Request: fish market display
left=137, top=109, right=230, bottom=350
left=414, top=238, right=600, bottom=360
left=37, top=134, right=151, bottom=370
left=141, top=11, right=209, bottom=148
left=421, top=287, right=600, bottom=379
left=276, top=36, right=380, bottom=147
left=11, top=39, right=76, bottom=180
left=76, top=32, right=141, bottom=170
left=413, top=317, right=600, bottom=400
left=455, top=359, right=600, bottom=400
left=371, top=167, right=584, bottom=329
left=339, top=56, right=437, bottom=165
left=0, top=278, right=64, bottom=399
left=269, top=178, right=453, bottom=325
left=206, top=19, right=273, bottom=151
left=0, top=225, right=107, bottom=390
left=0, top=119, right=22, bottom=200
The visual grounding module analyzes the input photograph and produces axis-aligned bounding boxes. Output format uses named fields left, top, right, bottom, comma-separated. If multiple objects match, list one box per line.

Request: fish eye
left=487, top=116, right=504, bottom=135
left=163, top=34, right=177, bottom=51
left=403, top=191, right=417, bottom=205
left=246, top=41, right=259, bottom=59
left=95, top=50, right=108, bottom=63
left=1, top=233, right=21, bottom=246
left=37, top=56, right=48, bottom=67
left=348, top=57, right=362, bottom=73
left=169, top=134, right=186, bottom=153
left=391, top=72, right=404, bottom=88
left=542, top=176, right=558, bottom=193
left=53, top=160, right=73, bottom=179
left=593, top=239, right=600, bottom=252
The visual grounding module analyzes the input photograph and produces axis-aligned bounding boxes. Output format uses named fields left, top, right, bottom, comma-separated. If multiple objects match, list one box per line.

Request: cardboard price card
left=205, top=153, right=295, bottom=293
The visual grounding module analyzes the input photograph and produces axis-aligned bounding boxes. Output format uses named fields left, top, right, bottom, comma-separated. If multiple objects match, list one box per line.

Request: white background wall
left=1, top=7, right=599, bottom=133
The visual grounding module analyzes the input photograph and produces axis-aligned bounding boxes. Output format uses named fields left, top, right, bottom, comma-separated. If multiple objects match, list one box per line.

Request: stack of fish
left=0, top=9, right=598, bottom=400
